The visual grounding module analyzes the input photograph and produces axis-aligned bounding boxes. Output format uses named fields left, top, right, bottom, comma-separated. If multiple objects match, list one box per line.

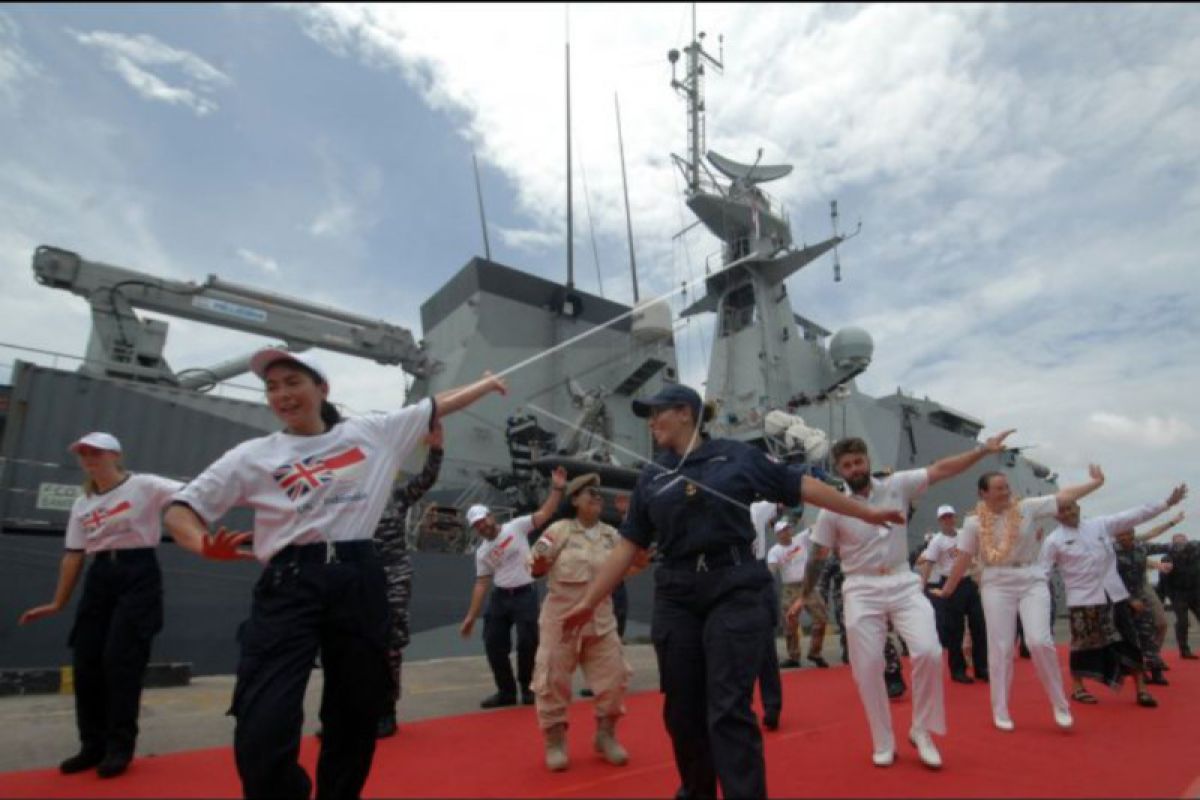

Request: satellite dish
left=707, top=150, right=793, bottom=183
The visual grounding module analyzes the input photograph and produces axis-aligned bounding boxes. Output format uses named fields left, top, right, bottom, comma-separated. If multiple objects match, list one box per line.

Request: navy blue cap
left=632, top=384, right=703, bottom=420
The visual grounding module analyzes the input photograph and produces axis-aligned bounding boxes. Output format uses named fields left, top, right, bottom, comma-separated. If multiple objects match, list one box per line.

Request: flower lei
left=975, top=500, right=1023, bottom=565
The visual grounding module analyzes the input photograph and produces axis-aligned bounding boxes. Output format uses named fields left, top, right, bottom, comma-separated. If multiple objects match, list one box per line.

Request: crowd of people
left=14, top=354, right=1197, bottom=799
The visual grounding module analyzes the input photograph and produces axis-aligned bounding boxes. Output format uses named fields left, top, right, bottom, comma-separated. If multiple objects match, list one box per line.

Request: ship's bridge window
left=719, top=283, right=758, bottom=337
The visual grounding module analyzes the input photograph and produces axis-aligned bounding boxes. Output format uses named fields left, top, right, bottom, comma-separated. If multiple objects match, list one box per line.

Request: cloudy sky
left=0, top=3, right=1196, bottom=524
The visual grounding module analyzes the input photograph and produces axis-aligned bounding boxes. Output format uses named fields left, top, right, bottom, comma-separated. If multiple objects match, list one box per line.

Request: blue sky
left=1, top=3, right=1197, bottom=522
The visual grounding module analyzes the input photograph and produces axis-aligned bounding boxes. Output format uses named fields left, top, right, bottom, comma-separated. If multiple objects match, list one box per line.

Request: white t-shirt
left=475, top=514, right=535, bottom=588
left=749, top=500, right=778, bottom=560
left=174, top=399, right=434, bottom=563
left=767, top=529, right=812, bottom=584
left=811, top=469, right=928, bottom=576
left=920, top=531, right=961, bottom=581
left=65, top=473, right=184, bottom=553
left=1040, top=501, right=1167, bottom=606
left=958, top=495, right=1058, bottom=569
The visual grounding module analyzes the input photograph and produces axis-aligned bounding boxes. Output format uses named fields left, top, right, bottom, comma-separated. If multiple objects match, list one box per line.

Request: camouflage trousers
left=383, top=553, right=414, bottom=709
left=1133, top=589, right=1167, bottom=670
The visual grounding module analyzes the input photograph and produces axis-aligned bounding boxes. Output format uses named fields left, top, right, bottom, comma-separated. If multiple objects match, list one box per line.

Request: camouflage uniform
left=819, top=553, right=904, bottom=694
left=1163, top=541, right=1200, bottom=655
left=1114, top=541, right=1173, bottom=671
left=374, top=447, right=443, bottom=711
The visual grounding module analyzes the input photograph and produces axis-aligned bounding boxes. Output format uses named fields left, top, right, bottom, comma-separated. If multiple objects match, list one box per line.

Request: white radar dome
left=829, top=326, right=874, bottom=371
left=631, top=299, right=673, bottom=344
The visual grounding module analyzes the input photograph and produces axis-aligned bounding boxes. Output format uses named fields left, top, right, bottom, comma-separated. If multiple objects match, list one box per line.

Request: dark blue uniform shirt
left=619, top=437, right=803, bottom=560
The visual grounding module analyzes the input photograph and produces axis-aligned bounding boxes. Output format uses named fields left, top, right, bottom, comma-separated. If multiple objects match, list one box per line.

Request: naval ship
left=0, top=20, right=1057, bottom=676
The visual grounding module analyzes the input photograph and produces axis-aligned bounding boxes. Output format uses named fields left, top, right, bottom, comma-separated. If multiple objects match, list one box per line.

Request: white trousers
left=844, top=572, right=945, bottom=753
left=980, top=566, right=1068, bottom=721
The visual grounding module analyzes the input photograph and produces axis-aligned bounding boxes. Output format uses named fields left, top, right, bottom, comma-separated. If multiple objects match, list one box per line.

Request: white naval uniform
left=811, top=468, right=944, bottom=754
left=958, top=495, right=1065, bottom=723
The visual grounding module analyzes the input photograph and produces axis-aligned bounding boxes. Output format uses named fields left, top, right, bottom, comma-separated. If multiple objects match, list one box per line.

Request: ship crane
left=31, top=245, right=437, bottom=390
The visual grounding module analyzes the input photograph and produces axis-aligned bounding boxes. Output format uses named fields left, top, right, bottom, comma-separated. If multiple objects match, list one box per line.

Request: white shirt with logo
left=475, top=514, right=535, bottom=589
left=1040, top=501, right=1167, bottom=606
left=920, top=531, right=961, bottom=581
left=958, top=495, right=1058, bottom=569
left=174, top=399, right=433, bottom=563
left=65, top=473, right=184, bottom=553
left=811, top=469, right=928, bottom=576
left=767, top=529, right=812, bottom=585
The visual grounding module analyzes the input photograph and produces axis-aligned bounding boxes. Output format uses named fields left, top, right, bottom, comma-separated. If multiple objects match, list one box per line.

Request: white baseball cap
left=466, top=504, right=490, bottom=527
left=249, top=347, right=328, bottom=383
left=69, top=432, right=122, bottom=454
left=774, top=519, right=792, bottom=534
left=937, top=505, right=956, bottom=518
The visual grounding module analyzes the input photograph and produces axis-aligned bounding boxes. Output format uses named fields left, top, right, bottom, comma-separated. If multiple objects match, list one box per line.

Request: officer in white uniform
left=938, top=465, right=1109, bottom=733
left=795, top=430, right=1018, bottom=769
left=165, top=349, right=507, bottom=800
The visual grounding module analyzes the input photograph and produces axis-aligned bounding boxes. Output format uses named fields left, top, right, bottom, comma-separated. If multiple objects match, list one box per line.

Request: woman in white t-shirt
left=164, top=348, right=506, bottom=800
left=18, top=431, right=183, bottom=779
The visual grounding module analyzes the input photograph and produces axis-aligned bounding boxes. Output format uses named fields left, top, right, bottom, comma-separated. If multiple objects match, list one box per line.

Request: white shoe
left=871, top=748, right=895, bottom=767
left=993, top=716, right=1015, bottom=732
left=1053, top=706, right=1073, bottom=729
left=908, top=729, right=943, bottom=770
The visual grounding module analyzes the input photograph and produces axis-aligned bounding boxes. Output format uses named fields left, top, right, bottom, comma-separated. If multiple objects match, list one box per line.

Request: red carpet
left=4, top=648, right=1198, bottom=798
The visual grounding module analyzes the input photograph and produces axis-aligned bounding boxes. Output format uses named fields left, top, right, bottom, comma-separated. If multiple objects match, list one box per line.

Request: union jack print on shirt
left=273, top=447, right=367, bottom=501
left=80, top=500, right=133, bottom=533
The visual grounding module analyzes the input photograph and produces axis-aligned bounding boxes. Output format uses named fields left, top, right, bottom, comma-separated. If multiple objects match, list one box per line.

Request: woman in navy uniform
left=562, top=384, right=904, bottom=799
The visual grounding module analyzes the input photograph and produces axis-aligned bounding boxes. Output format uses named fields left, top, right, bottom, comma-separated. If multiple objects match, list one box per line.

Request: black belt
left=662, top=543, right=755, bottom=573
left=493, top=583, right=534, bottom=596
left=91, top=547, right=157, bottom=563
left=269, top=540, right=378, bottom=566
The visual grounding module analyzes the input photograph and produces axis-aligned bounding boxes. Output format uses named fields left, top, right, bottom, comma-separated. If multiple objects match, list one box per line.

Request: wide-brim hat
left=565, top=473, right=601, bottom=498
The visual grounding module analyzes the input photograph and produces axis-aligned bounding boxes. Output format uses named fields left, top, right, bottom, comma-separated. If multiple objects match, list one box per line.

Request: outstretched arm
left=1054, top=464, right=1106, bottom=511
left=800, top=475, right=905, bottom=526
left=434, top=372, right=508, bottom=418
left=530, top=467, right=568, bottom=530
left=925, top=429, right=1016, bottom=485
left=18, top=551, right=85, bottom=624
left=1138, top=511, right=1184, bottom=543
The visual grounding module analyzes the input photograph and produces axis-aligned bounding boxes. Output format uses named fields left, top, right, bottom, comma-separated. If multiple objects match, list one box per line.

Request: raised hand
left=982, top=428, right=1017, bottom=454
left=1088, top=464, right=1105, bottom=485
left=1166, top=483, right=1188, bottom=507
left=202, top=527, right=254, bottom=561
left=551, top=465, right=568, bottom=491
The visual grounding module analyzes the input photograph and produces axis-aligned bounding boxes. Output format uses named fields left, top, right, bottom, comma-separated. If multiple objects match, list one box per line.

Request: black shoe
left=1181, top=650, right=1199, bottom=660
left=807, top=655, right=830, bottom=669
left=1146, top=672, right=1170, bottom=687
left=579, top=687, right=595, bottom=697
left=1019, top=644, right=1032, bottom=659
left=97, top=753, right=130, bottom=779
left=975, top=672, right=990, bottom=683
left=762, top=712, right=780, bottom=731
left=60, top=750, right=104, bottom=775
left=521, top=689, right=535, bottom=705
left=377, top=713, right=398, bottom=738
left=480, top=692, right=517, bottom=709
left=1136, top=690, right=1158, bottom=708
left=779, top=658, right=802, bottom=669
left=950, top=671, right=975, bottom=685
left=886, top=679, right=906, bottom=700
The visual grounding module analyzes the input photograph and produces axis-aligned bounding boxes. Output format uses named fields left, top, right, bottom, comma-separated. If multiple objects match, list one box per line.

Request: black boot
left=59, top=750, right=104, bottom=775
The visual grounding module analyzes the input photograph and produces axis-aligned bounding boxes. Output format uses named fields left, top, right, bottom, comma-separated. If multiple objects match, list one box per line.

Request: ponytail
left=320, top=400, right=343, bottom=429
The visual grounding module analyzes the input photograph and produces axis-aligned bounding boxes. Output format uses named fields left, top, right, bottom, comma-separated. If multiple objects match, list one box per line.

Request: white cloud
left=494, top=225, right=559, bottom=252
left=0, top=11, right=37, bottom=105
left=235, top=247, right=280, bottom=274
left=71, top=29, right=230, bottom=116
left=1086, top=413, right=1197, bottom=450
